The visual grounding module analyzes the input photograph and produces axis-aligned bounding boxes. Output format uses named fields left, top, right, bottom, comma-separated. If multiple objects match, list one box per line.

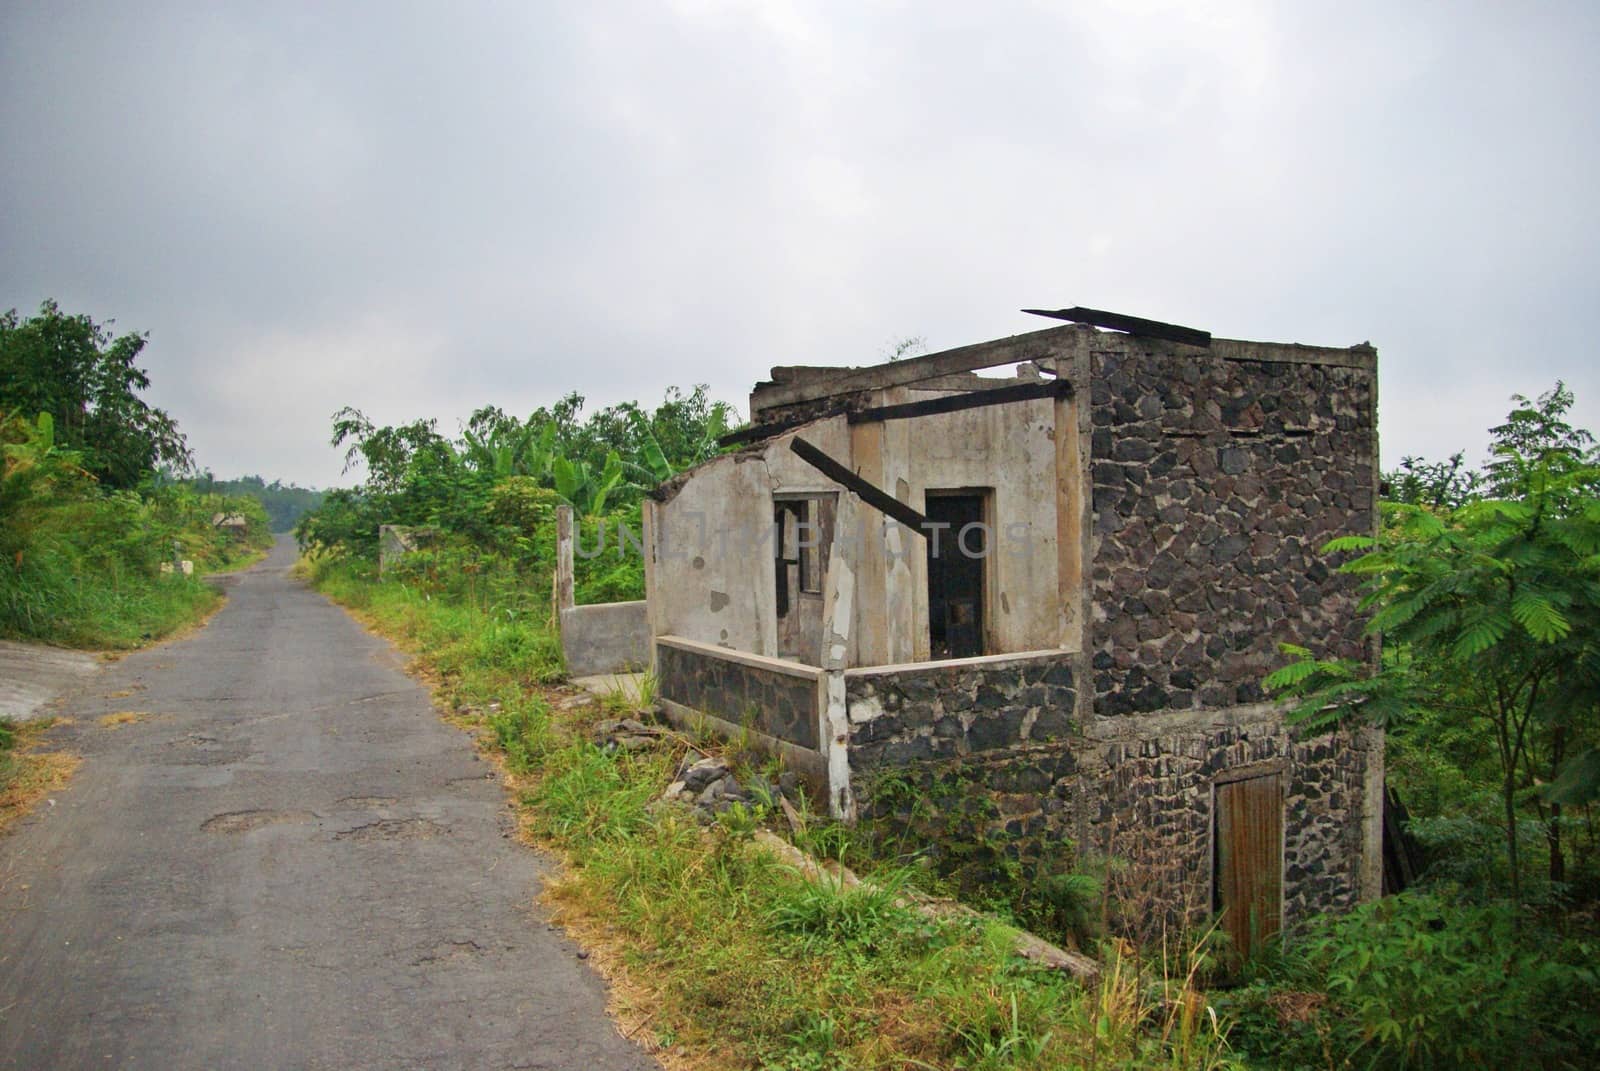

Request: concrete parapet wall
left=559, top=600, right=650, bottom=677
left=655, top=636, right=823, bottom=750
left=844, top=650, right=1078, bottom=768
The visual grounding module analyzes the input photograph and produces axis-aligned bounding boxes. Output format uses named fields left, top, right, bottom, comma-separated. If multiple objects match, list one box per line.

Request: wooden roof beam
left=751, top=325, right=1082, bottom=416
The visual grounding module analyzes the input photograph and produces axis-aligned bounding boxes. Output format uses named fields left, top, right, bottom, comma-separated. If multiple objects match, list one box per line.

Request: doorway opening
left=925, top=491, right=988, bottom=660
left=774, top=494, right=835, bottom=662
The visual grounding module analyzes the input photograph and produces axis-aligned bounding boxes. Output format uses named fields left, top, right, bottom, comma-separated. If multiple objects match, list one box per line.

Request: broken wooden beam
left=789, top=438, right=928, bottom=533
left=750, top=325, right=1081, bottom=414
left=724, top=376, right=1068, bottom=448
left=718, top=413, right=819, bottom=448
left=1022, top=306, right=1211, bottom=348
left=848, top=379, right=1069, bottom=425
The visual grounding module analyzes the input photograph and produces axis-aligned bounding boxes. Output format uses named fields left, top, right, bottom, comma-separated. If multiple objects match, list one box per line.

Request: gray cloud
left=4, top=1, right=1597, bottom=487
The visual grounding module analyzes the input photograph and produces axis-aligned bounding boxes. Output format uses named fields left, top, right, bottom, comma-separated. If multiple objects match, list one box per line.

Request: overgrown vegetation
left=304, top=551, right=1236, bottom=1069
left=192, top=472, right=324, bottom=532
left=0, top=717, right=79, bottom=834
left=1237, top=384, right=1600, bottom=1068
left=296, top=380, right=1600, bottom=1067
left=0, top=302, right=272, bottom=648
left=295, top=386, right=737, bottom=609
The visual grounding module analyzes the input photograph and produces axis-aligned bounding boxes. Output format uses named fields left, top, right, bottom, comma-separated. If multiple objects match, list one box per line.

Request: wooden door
left=1214, top=772, right=1283, bottom=959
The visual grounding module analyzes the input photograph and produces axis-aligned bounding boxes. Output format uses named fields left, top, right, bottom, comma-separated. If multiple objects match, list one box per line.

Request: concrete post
left=820, top=492, right=859, bottom=821
left=555, top=505, right=575, bottom=612
left=641, top=499, right=662, bottom=675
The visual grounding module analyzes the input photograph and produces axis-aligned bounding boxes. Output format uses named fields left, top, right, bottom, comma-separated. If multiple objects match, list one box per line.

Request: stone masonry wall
left=844, top=654, right=1077, bottom=769
left=656, top=642, right=821, bottom=749
left=846, top=655, right=1080, bottom=888
left=1088, top=349, right=1376, bottom=714
left=1086, top=715, right=1373, bottom=930
left=850, top=700, right=1371, bottom=930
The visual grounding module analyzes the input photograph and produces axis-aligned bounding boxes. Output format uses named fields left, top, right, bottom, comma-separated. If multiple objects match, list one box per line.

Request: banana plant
left=621, top=402, right=736, bottom=491
left=461, top=414, right=558, bottom=480
left=552, top=449, right=625, bottom=516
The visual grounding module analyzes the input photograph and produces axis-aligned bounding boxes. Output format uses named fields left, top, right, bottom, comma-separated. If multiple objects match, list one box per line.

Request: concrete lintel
left=654, top=635, right=824, bottom=681
left=1211, top=757, right=1289, bottom=785
left=844, top=647, right=1074, bottom=678
left=1081, top=699, right=1290, bottom=741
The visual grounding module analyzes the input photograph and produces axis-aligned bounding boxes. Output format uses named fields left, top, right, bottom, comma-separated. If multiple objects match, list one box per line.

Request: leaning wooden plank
left=1022, top=306, right=1211, bottom=348
left=729, top=374, right=1067, bottom=446
left=751, top=325, right=1081, bottom=413
left=789, top=438, right=929, bottom=533
left=848, top=379, right=1069, bottom=425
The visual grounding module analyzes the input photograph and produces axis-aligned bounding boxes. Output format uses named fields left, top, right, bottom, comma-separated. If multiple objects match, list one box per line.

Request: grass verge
left=306, top=554, right=1237, bottom=1070
left=0, top=718, right=79, bottom=835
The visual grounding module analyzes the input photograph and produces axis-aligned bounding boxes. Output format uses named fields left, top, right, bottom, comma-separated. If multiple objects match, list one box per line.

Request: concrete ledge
left=845, top=647, right=1073, bottom=678
left=655, top=635, right=824, bottom=681
left=560, top=601, right=650, bottom=678
left=0, top=640, right=101, bottom=722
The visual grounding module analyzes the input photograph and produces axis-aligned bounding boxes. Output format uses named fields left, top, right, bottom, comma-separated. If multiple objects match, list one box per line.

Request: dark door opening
left=925, top=492, right=987, bottom=660
left=1214, top=772, right=1283, bottom=961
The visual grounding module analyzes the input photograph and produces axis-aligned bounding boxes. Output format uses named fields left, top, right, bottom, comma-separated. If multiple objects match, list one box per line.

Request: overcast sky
left=4, top=1, right=1597, bottom=488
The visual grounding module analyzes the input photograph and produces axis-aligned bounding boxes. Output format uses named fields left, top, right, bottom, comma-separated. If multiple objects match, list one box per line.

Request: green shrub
left=1222, top=892, right=1600, bottom=1070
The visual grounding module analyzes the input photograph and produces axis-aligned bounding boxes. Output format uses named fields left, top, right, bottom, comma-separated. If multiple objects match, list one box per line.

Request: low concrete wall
left=655, top=636, right=824, bottom=750
left=559, top=600, right=650, bottom=677
left=845, top=650, right=1079, bottom=769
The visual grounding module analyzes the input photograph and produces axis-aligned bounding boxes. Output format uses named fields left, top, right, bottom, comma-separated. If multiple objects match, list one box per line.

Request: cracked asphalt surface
left=0, top=537, right=659, bottom=1070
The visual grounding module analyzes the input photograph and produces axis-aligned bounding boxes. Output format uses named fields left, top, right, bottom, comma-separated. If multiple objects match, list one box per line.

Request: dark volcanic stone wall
left=843, top=654, right=1077, bottom=769
left=844, top=655, right=1371, bottom=926
left=1088, top=349, right=1376, bottom=714
left=656, top=642, right=821, bottom=749
left=846, top=655, right=1080, bottom=885
left=1089, top=719, right=1374, bottom=929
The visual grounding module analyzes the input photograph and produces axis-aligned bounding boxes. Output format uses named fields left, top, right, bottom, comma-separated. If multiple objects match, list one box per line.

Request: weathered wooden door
left=1214, top=772, right=1283, bottom=959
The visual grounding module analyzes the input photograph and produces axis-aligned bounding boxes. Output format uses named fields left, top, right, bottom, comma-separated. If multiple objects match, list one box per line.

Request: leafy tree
left=0, top=301, right=190, bottom=488
left=1269, top=385, right=1600, bottom=904
left=330, top=407, right=451, bottom=494
left=1384, top=451, right=1482, bottom=509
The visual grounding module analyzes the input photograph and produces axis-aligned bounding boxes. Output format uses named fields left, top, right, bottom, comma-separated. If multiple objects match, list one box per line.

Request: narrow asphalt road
left=0, top=537, right=659, bottom=1071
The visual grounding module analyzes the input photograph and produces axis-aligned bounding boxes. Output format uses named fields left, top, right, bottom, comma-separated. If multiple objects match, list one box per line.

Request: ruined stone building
left=638, top=311, right=1382, bottom=951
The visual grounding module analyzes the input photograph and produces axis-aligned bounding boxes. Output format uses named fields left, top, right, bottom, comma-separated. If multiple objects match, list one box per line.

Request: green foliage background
left=0, top=302, right=274, bottom=648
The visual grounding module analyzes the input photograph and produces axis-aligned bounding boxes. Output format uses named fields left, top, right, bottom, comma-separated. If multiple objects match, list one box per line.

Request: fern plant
left=1267, top=385, right=1600, bottom=905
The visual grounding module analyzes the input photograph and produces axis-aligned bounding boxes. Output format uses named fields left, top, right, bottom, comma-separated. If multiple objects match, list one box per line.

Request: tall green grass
left=2, top=412, right=272, bottom=648
left=309, top=555, right=1238, bottom=1070
left=1, top=542, right=221, bottom=648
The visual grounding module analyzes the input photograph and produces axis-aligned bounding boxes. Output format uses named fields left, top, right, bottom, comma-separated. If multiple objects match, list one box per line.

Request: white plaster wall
left=650, top=402, right=1070, bottom=667
left=649, top=415, right=852, bottom=657
left=850, top=392, right=1066, bottom=664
